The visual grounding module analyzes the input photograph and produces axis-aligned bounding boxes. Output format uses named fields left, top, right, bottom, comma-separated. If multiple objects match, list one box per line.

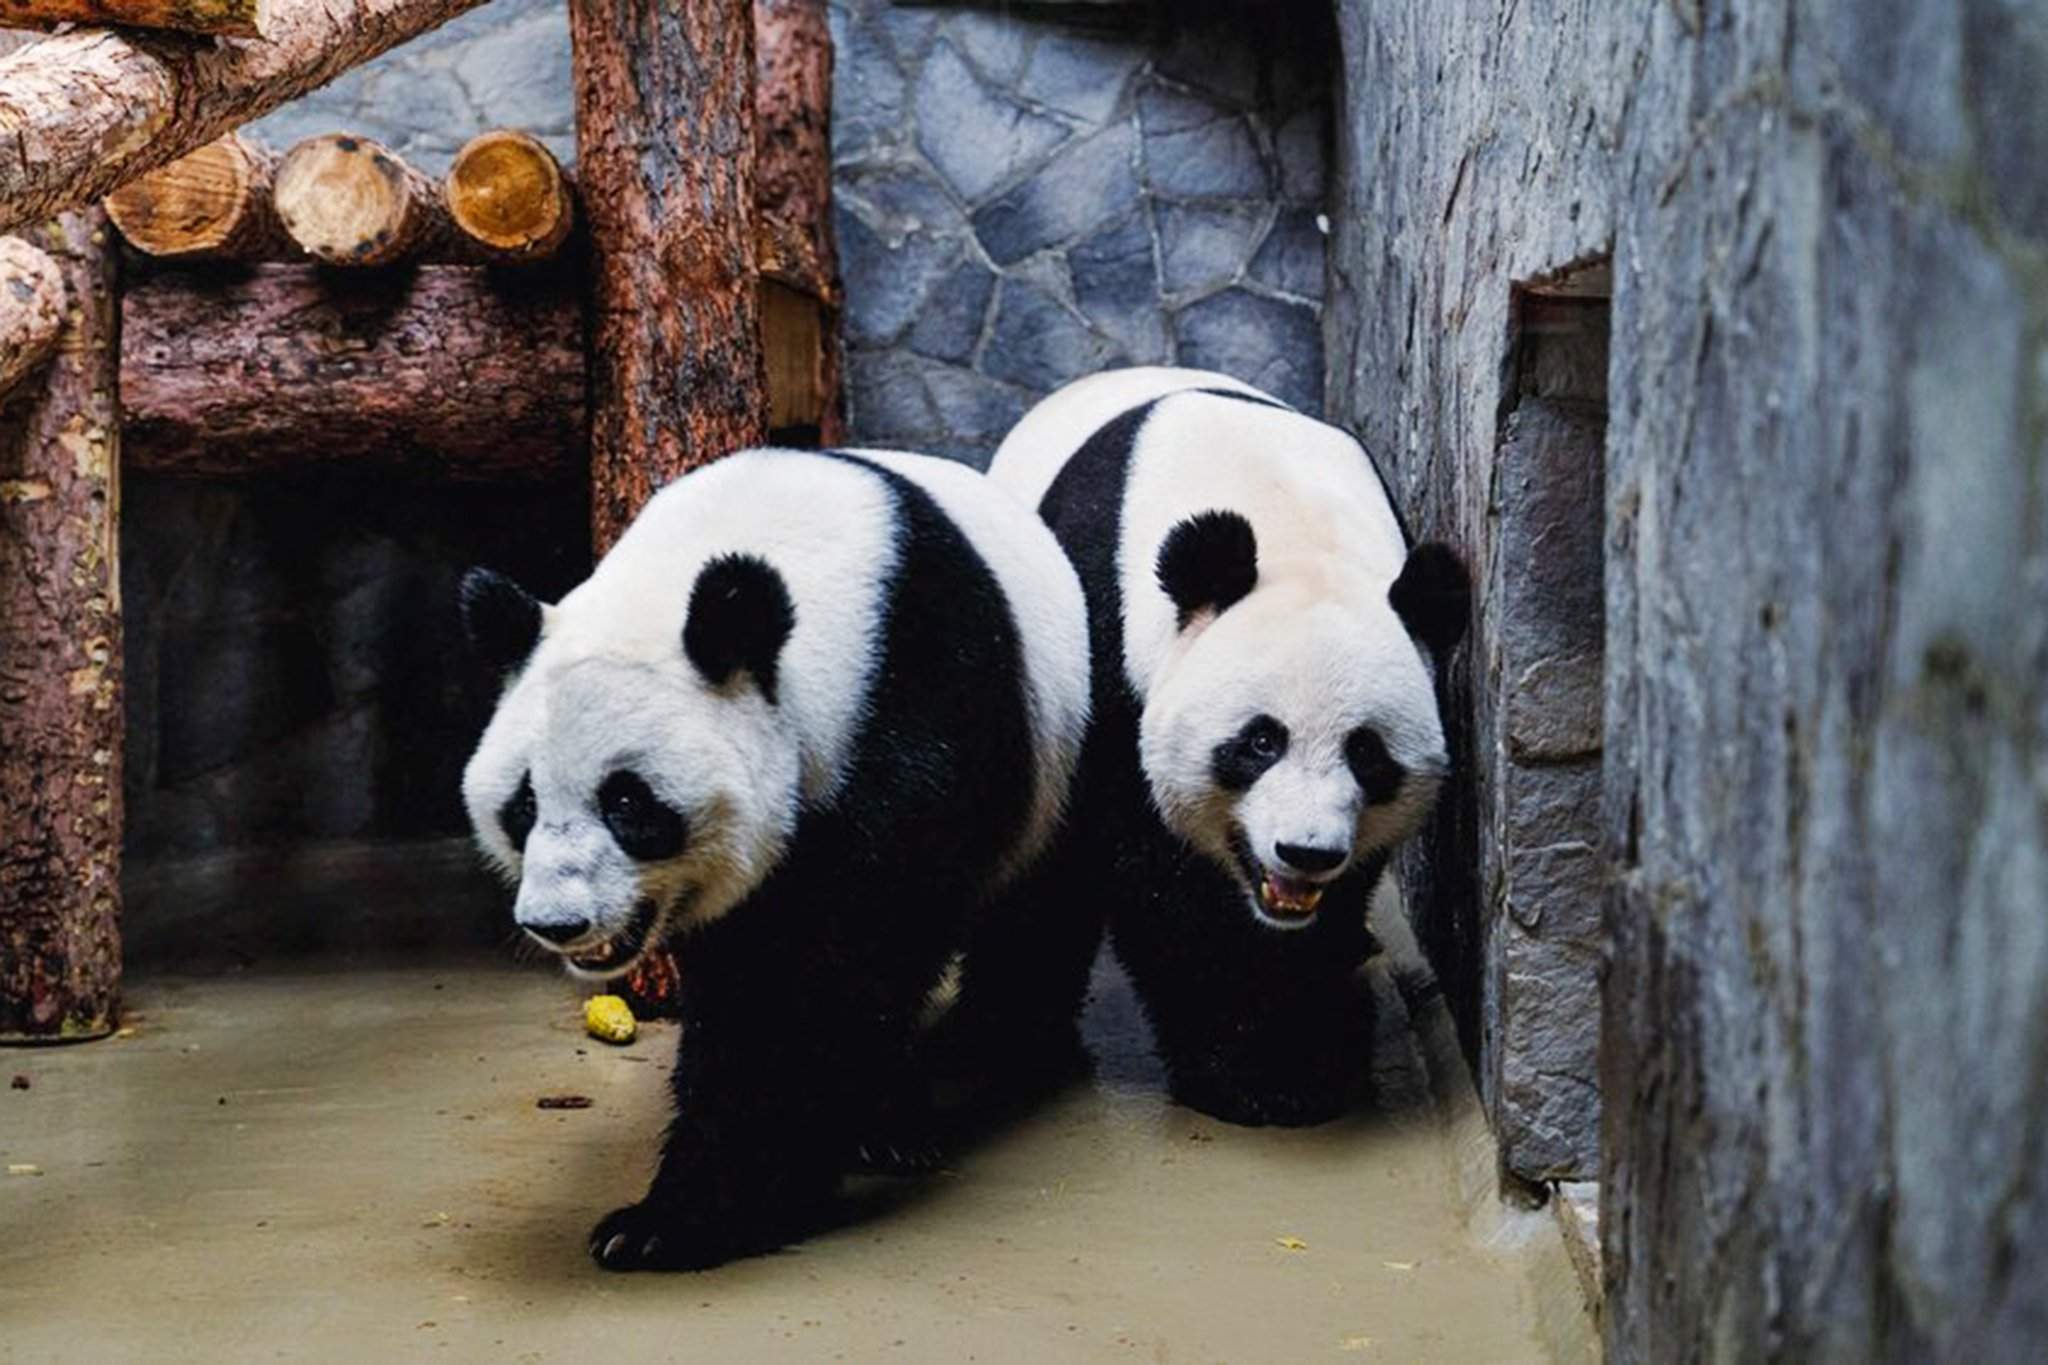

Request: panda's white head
left=1137, top=511, right=1469, bottom=931
left=458, top=555, right=802, bottom=978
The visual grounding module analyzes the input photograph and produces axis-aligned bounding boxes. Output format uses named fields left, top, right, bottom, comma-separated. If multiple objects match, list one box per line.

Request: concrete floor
left=2, top=905, right=1590, bottom=1363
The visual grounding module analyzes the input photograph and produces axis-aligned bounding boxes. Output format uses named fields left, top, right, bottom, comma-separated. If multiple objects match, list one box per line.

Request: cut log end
left=0, top=233, right=64, bottom=398
left=275, top=134, right=446, bottom=268
left=104, top=133, right=279, bottom=261
left=444, top=130, right=573, bottom=262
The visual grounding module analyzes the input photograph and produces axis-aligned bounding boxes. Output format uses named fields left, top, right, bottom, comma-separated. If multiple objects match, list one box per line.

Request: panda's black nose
left=1275, top=842, right=1346, bottom=875
left=524, top=917, right=591, bottom=946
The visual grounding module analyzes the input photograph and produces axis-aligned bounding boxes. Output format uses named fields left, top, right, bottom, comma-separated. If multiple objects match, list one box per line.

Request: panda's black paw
left=588, top=1201, right=742, bottom=1272
left=1168, top=1069, right=1355, bottom=1129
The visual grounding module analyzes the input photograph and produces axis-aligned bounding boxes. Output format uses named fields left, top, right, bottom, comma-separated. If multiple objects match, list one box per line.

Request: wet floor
left=2, top=903, right=1589, bottom=1362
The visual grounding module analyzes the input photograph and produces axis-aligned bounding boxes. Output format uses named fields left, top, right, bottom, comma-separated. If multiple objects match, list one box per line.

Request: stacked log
left=0, top=210, right=123, bottom=1042
left=103, top=133, right=285, bottom=263
left=0, top=234, right=63, bottom=397
left=0, top=0, right=270, bottom=38
left=443, top=130, right=576, bottom=264
left=275, top=134, right=453, bottom=267
left=0, top=0, right=493, bottom=233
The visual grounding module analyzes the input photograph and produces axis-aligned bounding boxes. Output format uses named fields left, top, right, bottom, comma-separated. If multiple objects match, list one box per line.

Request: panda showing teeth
left=990, top=367, right=1471, bottom=1130
left=457, top=446, right=1091, bottom=1272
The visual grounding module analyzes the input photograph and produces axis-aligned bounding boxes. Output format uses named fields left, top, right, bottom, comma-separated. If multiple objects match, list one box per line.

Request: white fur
left=990, top=368, right=1448, bottom=929
left=463, top=447, right=1089, bottom=971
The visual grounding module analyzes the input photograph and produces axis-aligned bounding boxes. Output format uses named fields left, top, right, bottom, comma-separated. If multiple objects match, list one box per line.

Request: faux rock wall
left=1328, top=0, right=2048, bottom=1359
left=829, top=0, right=1331, bottom=462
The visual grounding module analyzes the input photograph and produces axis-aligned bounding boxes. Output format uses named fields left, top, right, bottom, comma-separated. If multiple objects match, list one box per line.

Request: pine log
left=753, top=0, right=841, bottom=442
left=0, top=0, right=270, bottom=38
left=0, top=234, right=63, bottom=397
left=104, top=132, right=284, bottom=262
left=0, top=0, right=491, bottom=234
left=443, top=129, right=575, bottom=264
left=571, top=0, right=766, bottom=551
left=0, top=210, right=122, bottom=1042
left=120, top=264, right=585, bottom=481
left=275, top=134, right=452, bottom=267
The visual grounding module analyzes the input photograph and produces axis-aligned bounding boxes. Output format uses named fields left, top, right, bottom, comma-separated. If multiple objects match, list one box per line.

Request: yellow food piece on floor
left=584, top=995, right=636, bottom=1045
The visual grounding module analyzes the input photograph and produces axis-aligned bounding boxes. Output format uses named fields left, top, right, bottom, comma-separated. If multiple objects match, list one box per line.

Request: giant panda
left=987, top=368, right=1470, bottom=1127
left=460, top=447, right=1089, bottom=1270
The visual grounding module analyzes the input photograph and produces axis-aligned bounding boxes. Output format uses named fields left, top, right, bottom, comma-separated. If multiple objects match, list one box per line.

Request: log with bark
left=104, top=132, right=285, bottom=262
left=0, top=0, right=269, bottom=38
left=443, top=129, right=575, bottom=264
left=753, top=0, right=842, bottom=442
left=571, top=0, right=767, bottom=551
left=275, top=133, right=453, bottom=267
left=0, top=0, right=491, bottom=233
left=0, top=233, right=63, bottom=397
left=0, top=210, right=122, bottom=1042
left=121, top=264, right=586, bottom=481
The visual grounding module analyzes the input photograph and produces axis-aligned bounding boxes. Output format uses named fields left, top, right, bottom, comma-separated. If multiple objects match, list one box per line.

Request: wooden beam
left=0, top=0, right=271, bottom=39
left=0, top=210, right=122, bottom=1042
left=0, top=0, right=491, bottom=233
left=571, top=0, right=766, bottom=552
left=444, top=129, right=575, bottom=264
left=121, top=265, right=586, bottom=481
left=104, top=133, right=285, bottom=263
left=274, top=133, right=453, bottom=267
left=0, top=233, right=63, bottom=397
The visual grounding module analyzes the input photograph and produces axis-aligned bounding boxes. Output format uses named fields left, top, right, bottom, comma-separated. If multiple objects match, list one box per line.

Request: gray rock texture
left=1326, top=1, right=2048, bottom=1359
left=832, top=0, right=1333, bottom=461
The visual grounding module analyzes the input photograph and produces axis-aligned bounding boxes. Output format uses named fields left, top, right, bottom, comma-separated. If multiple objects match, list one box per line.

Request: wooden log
left=0, top=234, right=62, bottom=397
left=443, top=129, right=575, bottom=264
left=103, top=132, right=285, bottom=263
left=0, top=210, right=122, bottom=1042
left=0, top=0, right=270, bottom=38
left=0, top=0, right=491, bottom=234
left=275, top=133, right=452, bottom=267
left=753, top=0, right=842, bottom=443
left=571, top=0, right=767, bottom=551
left=120, top=264, right=585, bottom=481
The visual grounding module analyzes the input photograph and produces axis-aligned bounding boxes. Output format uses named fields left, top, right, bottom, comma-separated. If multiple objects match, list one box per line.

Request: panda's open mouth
left=566, top=898, right=664, bottom=976
left=1228, top=829, right=1329, bottom=929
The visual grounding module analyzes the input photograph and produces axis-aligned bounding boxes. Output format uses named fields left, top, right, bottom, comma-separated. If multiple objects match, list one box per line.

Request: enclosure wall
left=1327, top=1, right=2048, bottom=1357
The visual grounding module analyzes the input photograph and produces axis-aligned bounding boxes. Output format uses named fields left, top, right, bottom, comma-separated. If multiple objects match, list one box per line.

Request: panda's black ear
left=1389, top=541, right=1470, bottom=657
left=1157, top=510, right=1258, bottom=629
left=684, top=553, right=795, bottom=703
left=460, top=567, right=545, bottom=676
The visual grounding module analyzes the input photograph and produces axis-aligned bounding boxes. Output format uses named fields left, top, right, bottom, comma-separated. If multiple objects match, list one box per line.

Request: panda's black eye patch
left=1211, top=714, right=1289, bottom=791
left=500, top=774, right=538, bottom=852
left=1346, top=728, right=1407, bottom=806
left=599, top=770, right=688, bottom=861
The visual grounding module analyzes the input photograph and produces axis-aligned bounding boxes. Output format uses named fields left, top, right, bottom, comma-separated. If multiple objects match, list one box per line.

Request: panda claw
left=601, top=1233, right=629, bottom=1263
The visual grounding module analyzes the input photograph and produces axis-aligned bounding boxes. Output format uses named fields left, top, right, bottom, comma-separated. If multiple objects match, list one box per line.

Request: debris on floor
left=536, top=1094, right=593, bottom=1110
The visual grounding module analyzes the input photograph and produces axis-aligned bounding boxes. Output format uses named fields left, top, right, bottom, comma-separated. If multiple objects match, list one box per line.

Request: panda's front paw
left=588, top=1200, right=736, bottom=1272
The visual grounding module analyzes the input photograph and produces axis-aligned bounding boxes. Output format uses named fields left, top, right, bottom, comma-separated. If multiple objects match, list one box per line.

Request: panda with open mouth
left=989, top=368, right=1470, bottom=1128
left=460, top=446, right=1088, bottom=1270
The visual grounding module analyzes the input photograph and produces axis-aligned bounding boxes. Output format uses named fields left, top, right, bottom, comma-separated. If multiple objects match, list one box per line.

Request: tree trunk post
left=0, top=209, right=121, bottom=1043
left=570, top=0, right=766, bottom=553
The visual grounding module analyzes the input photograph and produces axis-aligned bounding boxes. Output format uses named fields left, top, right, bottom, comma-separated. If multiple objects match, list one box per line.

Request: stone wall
left=829, top=0, right=1331, bottom=463
left=1327, top=0, right=2047, bottom=1358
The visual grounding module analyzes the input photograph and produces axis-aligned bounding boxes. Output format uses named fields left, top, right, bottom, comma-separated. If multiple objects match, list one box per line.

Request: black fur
left=1345, top=727, right=1406, bottom=807
left=459, top=567, right=543, bottom=676
left=592, top=453, right=1039, bottom=1271
left=499, top=774, right=537, bottom=851
left=1210, top=714, right=1288, bottom=792
left=1034, top=390, right=1388, bottom=1128
left=684, top=553, right=796, bottom=703
left=1389, top=541, right=1471, bottom=657
left=599, top=770, right=688, bottom=861
left=1157, top=510, right=1259, bottom=628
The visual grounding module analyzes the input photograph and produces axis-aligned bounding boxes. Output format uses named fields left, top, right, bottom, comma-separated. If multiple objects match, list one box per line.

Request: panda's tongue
left=1260, top=872, right=1325, bottom=918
